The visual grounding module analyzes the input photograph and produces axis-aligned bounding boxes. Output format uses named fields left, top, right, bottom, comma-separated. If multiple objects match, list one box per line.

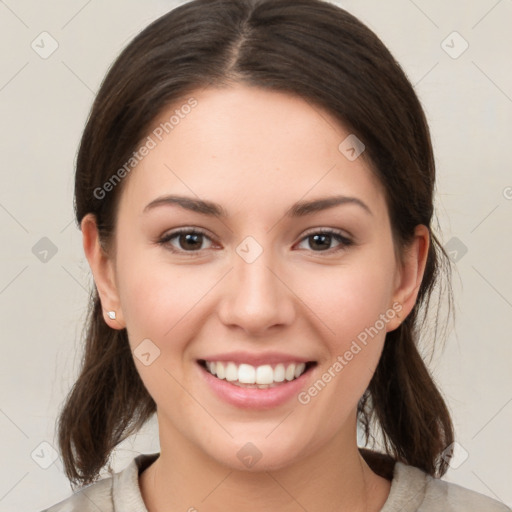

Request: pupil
left=311, top=234, right=330, bottom=250
left=181, top=233, right=201, bottom=250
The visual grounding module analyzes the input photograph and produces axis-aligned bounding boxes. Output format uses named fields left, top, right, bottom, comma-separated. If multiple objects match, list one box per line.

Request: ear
left=81, top=213, right=126, bottom=329
left=386, top=224, right=430, bottom=332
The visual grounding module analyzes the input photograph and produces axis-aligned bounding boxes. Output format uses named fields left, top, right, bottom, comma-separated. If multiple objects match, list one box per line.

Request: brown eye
left=158, top=229, right=214, bottom=254
left=297, top=230, right=353, bottom=253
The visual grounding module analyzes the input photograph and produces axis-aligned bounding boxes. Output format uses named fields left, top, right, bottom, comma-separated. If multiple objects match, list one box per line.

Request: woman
left=41, top=0, right=509, bottom=510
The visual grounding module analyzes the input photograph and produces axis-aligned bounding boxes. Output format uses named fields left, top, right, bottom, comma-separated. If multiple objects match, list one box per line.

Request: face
left=86, top=84, right=423, bottom=472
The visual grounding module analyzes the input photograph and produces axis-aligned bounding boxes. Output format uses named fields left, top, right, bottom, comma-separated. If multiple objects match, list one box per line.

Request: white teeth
left=216, top=362, right=226, bottom=379
left=285, top=364, right=295, bottom=381
left=225, top=362, right=238, bottom=382
left=274, top=364, right=285, bottom=382
left=294, top=362, right=306, bottom=378
left=238, top=363, right=256, bottom=384
left=203, top=360, right=309, bottom=385
left=256, top=365, right=274, bottom=385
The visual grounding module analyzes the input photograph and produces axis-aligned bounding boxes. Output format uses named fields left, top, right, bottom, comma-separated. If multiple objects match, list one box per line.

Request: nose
left=216, top=245, right=296, bottom=335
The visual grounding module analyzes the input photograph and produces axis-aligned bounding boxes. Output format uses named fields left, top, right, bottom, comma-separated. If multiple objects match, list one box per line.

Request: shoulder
left=40, top=452, right=159, bottom=512
left=40, top=475, right=114, bottom=512
left=422, top=470, right=510, bottom=511
left=385, top=462, right=510, bottom=512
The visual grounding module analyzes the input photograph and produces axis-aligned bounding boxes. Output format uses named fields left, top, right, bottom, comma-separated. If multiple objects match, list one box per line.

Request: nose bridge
left=218, top=235, right=294, bottom=332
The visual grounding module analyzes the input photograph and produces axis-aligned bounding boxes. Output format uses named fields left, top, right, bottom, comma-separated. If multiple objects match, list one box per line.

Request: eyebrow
left=143, top=194, right=373, bottom=217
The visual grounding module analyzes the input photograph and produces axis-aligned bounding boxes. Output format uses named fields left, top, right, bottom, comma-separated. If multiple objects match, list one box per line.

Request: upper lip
left=198, top=351, right=316, bottom=367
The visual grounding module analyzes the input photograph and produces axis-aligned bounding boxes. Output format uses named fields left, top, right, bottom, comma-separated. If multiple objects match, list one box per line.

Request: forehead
left=118, top=84, right=388, bottom=221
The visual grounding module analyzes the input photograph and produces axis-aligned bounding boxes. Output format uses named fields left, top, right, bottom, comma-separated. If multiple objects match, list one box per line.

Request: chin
left=203, top=435, right=310, bottom=473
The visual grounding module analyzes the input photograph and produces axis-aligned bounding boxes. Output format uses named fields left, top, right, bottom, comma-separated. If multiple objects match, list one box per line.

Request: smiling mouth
left=198, top=359, right=317, bottom=389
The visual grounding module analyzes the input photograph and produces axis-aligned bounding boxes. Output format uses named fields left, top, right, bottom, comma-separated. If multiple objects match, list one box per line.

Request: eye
left=157, top=227, right=354, bottom=256
left=296, top=229, right=354, bottom=253
left=157, top=228, right=215, bottom=254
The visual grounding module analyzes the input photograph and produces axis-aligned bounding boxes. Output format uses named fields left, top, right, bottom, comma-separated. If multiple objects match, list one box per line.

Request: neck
left=139, top=413, right=391, bottom=512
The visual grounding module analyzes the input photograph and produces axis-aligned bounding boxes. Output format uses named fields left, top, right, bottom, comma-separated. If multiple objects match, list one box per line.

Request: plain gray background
left=0, top=0, right=511, bottom=510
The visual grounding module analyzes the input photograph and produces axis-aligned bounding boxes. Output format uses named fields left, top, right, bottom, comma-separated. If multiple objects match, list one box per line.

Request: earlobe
left=81, top=213, right=126, bottom=329
left=387, top=225, right=430, bottom=331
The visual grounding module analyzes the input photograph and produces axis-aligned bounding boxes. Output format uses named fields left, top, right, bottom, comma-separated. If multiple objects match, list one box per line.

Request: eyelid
left=300, top=226, right=353, bottom=240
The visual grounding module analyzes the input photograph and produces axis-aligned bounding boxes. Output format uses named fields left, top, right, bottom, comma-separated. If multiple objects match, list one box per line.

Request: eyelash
left=157, top=227, right=354, bottom=256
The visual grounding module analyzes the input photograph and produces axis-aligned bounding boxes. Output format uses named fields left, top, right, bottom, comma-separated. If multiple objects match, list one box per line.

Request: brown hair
left=59, top=0, right=455, bottom=488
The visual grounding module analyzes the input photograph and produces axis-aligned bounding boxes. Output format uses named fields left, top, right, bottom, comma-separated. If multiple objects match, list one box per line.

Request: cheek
left=299, top=259, right=395, bottom=344
left=116, top=260, right=207, bottom=408
left=293, top=258, right=394, bottom=404
left=116, top=248, right=208, bottom=344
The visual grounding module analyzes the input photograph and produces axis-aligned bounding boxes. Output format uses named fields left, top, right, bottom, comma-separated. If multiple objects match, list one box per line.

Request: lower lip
left=197, top=362, right=315, bottom=410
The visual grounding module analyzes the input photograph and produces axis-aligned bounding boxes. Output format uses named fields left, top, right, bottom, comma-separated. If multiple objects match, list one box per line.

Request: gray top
left=41, top=452, right=510, bottom=511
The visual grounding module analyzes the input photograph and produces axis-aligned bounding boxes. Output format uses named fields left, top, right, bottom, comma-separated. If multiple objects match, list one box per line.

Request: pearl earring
left=107, top=311, right=116, bottom=320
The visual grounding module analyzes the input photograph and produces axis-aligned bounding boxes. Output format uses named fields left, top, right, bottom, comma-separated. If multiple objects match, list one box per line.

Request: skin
left=82, top=83, right=429, bottom=511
